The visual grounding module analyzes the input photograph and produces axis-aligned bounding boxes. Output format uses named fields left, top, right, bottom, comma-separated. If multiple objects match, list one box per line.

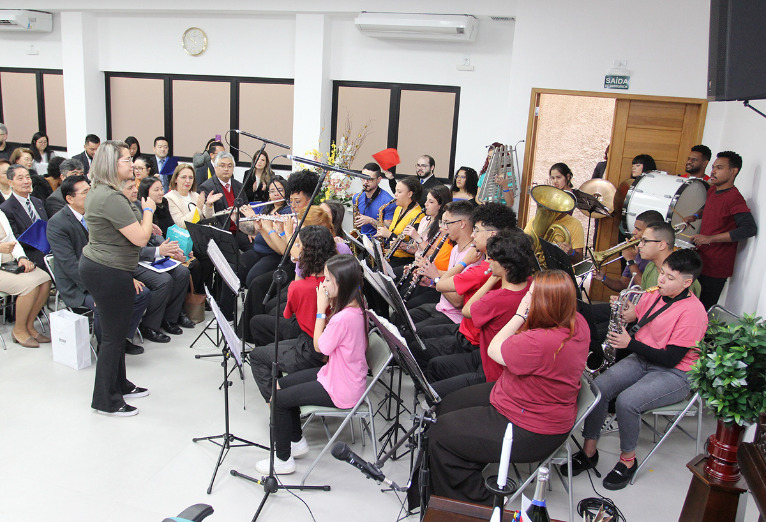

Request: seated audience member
left=564, top=249, right=707, bottom=490
left=46, top=175, right=149, bottom=354
left=402, top=200, right=477, bottom=329
left=138, top=176, right=174, bottom=237
left=0, top=123, right=16, bottom=161
left=410, top=202, right=516, bottom=369
left=45, top=158, right=85, bottom=217
left=255, top=254, right=369, bottom=475
left=244, top=150, right=274, bottom=203
left=450, top=166, right=479, bottom=206
left=0, top=205, right=51, bottom=348
left=72, top=134, right=100, bottom=176
left=248, top=226, right=337, bottom=402
left=132, top=155, right=154, bottom=182
left=121, top=178, right=194, bottom=342
left=429, top=270, right=589, bottom=504
left=125, top=136, right=141, bottom=161
left=198, top=152, right=241, bottom=234
left=195, top=140, right=224, bottom=187
left=594, top=210, right=663, bottom=292
left=0, top=163, right=48, bottom=267
left=428, top=229, right=535, bottom=398
left=164, top=163, right=218, bottom=229
left=44, top=156, right=65, bottom=194
left=548, top=162, right=584, bottom=263
left=374, top=176, right=424, bottom=267
left=30, top=132, right=56, bottom=177
left=638, top=221, right=701, bottom=296
left=0, top=159, right=13, bottom=203
left=10, top=147, right=37, bottom=176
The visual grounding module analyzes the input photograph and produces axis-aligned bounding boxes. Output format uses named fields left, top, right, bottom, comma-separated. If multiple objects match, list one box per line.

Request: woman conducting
left=79, top=140, right=156, bottom=417
left=428, top=270, right=590, bottom=504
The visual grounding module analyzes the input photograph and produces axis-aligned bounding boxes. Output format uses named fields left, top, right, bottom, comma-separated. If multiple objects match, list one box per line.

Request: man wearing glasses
left=637, top=222, right=700, bottom=296
left=384, top=154, right=444, bottom=206
left=199, top=151, right=243, bottom=235
left=0, top=123, right=18, bottom=161
left=352, top=162, right=395, bottom=237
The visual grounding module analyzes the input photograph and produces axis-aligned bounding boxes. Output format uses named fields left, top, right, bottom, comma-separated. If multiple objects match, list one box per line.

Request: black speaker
left=708, top=0, right=766, bottom=101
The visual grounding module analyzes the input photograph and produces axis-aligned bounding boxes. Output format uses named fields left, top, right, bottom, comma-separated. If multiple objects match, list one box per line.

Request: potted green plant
left=688, top=314, right=766, bottom=481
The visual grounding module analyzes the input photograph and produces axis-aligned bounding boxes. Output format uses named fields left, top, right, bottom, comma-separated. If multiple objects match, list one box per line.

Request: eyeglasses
left=219, top=164, right=235, bottom=170
left=639, top=238, right=662, bottom=245
left=118, top=158, right=133, bottom=164
left=416, top=163, right=430, bottom=168
left=455, top=175, right=466, bottom=180
left=439, top=219, right=462, bottom=227
left=74, top=189, right=90, bottom=196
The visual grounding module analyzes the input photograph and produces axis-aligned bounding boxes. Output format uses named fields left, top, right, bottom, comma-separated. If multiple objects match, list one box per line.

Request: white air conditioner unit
left=0, top=10, right=53, bottom=32
left=355, top=12, right=478, bottom=42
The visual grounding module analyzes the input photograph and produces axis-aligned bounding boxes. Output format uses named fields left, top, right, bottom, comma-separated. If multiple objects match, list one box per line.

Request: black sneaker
left=560, top=449, right=599, bottom=477
left=123, top=386, right=149, bottom=398
left=125, top=340, right=145, bottom=355
left=96, top=404, right=138, bottom=417
left=603, top=459, right=638, bottom=490
left=177, top=314, right=196, bottom=329
left=161, top=321, right=183, bottom=335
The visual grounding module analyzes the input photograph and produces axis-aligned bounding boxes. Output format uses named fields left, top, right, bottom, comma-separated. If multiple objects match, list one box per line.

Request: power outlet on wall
left=27, top=44, right=39, bottom=55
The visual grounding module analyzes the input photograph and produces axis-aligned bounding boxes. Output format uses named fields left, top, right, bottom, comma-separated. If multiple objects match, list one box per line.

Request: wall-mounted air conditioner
left=0, top=10, right=53, bottom=32
left=355, top=12, right=478, bottom=42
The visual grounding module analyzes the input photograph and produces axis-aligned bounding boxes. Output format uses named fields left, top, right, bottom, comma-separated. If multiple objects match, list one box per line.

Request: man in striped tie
left=0, top=164, right=49, bottom=268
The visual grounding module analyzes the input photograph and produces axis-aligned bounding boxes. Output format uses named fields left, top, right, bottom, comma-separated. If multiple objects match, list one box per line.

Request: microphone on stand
left=286, top=156, right=372, bottom=180
left=331, top=442, right=400, bottom=490
left=231, top=129, right=291, bottom=150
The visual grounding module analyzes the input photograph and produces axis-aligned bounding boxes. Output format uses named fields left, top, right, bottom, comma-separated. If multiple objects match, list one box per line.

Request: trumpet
left=239, top=213, right=296, bottom=223
left=586, top=222, right=690, bottom=272
left=209, top=199, right=285, bottom=218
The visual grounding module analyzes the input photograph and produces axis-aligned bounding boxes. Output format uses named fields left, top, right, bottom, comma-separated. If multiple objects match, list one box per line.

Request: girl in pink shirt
left=255, top=254, right=368, bottom=476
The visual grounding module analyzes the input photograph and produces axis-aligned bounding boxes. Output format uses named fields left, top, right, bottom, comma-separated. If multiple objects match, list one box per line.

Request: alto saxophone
left=350, top=193, right=362, bottom=239
left=595, top=285, right=659, bottom=374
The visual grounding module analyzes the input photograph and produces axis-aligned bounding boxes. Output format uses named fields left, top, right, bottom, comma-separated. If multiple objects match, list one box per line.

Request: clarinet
left=384, top=210, right=425, bottom=261
left=397, top=231, right=443, bottom=290
left=401, top=234, right=450, bottom=302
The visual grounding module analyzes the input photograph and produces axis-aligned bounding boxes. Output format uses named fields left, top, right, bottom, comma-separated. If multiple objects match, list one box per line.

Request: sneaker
left=603, top=459, right=638, bottom=490
left=291, top=437, right=309, bottom=458
left=96, top=404, right=138, bottom=417
left=601, top=414, right=619, bottom=435
left=255, top=456, right=296, bottom=475
left=559, top=449, right=599, bottom=477
left=123, top=386, right=150, bottom=399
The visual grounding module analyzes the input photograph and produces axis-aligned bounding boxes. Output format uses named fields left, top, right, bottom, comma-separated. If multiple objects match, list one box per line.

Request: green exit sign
left=604, top=75, right=630, bottom=90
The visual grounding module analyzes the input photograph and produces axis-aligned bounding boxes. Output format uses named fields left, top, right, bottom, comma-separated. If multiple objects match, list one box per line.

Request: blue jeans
left=582, top=353, right=690, bottom=453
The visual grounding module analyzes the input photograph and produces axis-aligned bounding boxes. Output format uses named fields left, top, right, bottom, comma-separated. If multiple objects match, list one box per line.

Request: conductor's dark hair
left=287, top=169, right=319, bottom=197
left=486, top=229, right=537, bottom=284
left=717, top=150, right=743, bottom=172
left=397, top=176, right=423, bottom=205
left=471, top=202, right=517, bottom=230
left=664, top=249, right=703, bottom=281
left=298, top=225, right=337, bottom=278
left=61, top=175, right=88, bottom=201
left=691, top=145, right=712, bottom=162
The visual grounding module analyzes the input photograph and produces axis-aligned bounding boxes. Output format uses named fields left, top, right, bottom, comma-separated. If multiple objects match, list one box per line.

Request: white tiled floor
left=0, top=312, right=760, bottom=522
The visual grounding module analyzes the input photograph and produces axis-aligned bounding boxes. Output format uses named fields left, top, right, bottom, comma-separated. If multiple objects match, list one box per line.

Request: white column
left=60, top=11, right=106, bottom=155
left=292, top=13, right=332, bottom=162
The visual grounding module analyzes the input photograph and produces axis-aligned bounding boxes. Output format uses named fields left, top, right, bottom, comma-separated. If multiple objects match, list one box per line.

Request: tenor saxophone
left=593, top=285, right=659, bottom=374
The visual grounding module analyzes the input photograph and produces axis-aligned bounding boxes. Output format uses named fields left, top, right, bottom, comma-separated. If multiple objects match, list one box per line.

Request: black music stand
left=192, top=288, right=269, bottom=494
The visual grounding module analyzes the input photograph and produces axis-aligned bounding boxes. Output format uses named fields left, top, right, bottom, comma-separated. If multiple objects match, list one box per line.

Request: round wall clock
left=182, top=27, right=208, bottom=56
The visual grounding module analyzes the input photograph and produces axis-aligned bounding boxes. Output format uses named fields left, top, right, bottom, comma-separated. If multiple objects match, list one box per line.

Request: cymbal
left=579, top=179, right=617, bottom=218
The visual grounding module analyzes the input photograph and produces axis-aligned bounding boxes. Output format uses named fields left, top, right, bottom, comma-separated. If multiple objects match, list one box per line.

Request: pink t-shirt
left=436, top=244, right=484, bottom=323
left=490, top=313, right=590, bottom=435
left=634, top=291, right=708, bottom=371
left=317, top=307, right=369, bottom=409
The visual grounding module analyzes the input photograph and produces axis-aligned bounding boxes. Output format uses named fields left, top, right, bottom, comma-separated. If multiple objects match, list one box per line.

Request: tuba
left=523, top=185, right=575, bottom=269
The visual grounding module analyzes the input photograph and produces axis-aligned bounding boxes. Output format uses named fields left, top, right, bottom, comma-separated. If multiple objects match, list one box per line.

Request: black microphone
left=286, top=156, right=371, bottom=180
left=232, top=130, right=290, bottom=150
left=331, top=442, right=400, bottom=489
left=192, top=151, right=210, bottom=169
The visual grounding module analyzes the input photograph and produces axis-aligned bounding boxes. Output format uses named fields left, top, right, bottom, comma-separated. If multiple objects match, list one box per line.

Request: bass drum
left=622, top=172, right=707, bottom=246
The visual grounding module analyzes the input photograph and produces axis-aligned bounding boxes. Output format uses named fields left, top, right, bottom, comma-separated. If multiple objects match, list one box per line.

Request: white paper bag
left=51, top=309, right=92, bottom=370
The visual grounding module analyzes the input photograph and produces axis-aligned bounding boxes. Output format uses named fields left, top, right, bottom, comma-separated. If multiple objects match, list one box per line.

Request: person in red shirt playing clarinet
left=683, top=150, right=756, bottom=310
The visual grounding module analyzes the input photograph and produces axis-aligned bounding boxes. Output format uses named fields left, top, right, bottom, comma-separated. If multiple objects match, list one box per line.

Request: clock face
left=182, top=27, right=207, bottom=56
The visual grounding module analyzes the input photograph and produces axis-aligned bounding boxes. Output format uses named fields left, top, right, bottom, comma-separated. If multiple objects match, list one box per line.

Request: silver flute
left=209, top=199, right=285, bottom=218
left=239, top=213, right=296, bottom=223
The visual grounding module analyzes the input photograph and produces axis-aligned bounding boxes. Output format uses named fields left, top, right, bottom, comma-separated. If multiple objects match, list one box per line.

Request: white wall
left=0, top=12, right=63, bottom=69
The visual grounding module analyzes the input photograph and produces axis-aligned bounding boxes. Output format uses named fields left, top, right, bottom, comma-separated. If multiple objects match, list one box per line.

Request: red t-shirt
left=284, top=275, right=326, bottom=336
left=453, top=261, right=500, bottom=345
left=634, top=291, right=708, bottom=371
left=697, top=186, right=751, bottom=278
left=490, top=313, right=589, bottom=435
left=471, top=278, right=533, bottom=383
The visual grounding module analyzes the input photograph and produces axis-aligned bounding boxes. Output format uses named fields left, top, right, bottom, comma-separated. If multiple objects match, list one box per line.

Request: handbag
left=183, top=271, right=206, bottom=324
left=0, top=261, right=25, bottom=274
left=166, top=225, right=193, bottom=257
left=50, top=310, right=92, bottom=370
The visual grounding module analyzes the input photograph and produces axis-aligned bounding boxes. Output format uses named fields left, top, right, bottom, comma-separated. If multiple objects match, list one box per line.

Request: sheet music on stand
left=362, top=234, right=395, bottom=278
left=205, top=287, right=242, bottom=368
left=207, top=239, right=240, bottom=294
left=367, top=309, right=440, bottom=406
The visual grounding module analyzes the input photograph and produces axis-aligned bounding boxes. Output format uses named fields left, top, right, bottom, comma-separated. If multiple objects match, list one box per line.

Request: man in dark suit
left=194, top=141, right=225, bottom=187
left=1, top=164, right=49, bottom=268
left=46, top=175, right=149, bottom=355
left=72, top=134, right=100, bottom=176
left=0, top=123, right=18, bottom=162
left=45, top=158, right=85, bottom=217
left=0, top=159, right=11, bottom=203
left=148, top=136, right=179, bottom=192
left=198, top=151, right=244, bottom=233
left=384, top=154, right=444, bottom=206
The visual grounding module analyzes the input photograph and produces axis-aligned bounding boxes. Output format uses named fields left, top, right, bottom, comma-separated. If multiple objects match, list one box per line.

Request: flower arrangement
left=302, top=115, right=370, bottom=205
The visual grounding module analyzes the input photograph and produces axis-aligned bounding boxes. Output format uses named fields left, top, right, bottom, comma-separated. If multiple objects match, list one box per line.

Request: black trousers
left=274, top=367, right=335, bottom=461
left=80, top=257, right=135, bottom=412
left=249, top=331, right=324, bottom=402
left=414, top=328, right=477, bottom=370
left=429, top=382, right=569, bottom=505
left=134, top=263, right=190, bottom=329
left=428, top=350, right=485, bottom=399
left=698, top=274, right=727, bottom=311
